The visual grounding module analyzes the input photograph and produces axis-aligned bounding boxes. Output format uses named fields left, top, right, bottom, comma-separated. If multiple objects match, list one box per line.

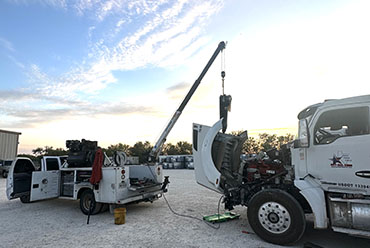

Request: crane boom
left=149, top=41, right=226, bottom=161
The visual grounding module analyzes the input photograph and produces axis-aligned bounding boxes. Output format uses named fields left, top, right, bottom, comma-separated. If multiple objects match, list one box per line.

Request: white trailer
left=193, top=95, right=370, bottom=245
left=6, top=155, right=166, bottom=215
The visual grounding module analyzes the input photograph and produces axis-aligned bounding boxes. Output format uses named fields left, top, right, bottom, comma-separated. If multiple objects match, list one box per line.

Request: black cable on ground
left=145, top=164, right=223, bottom=229
left=162, top=192, right=223, bottom=230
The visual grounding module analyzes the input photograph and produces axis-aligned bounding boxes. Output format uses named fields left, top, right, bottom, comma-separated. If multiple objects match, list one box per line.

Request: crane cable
left=221, top=48, right=226, bottom=95
left=145, top=165, right=222, bottom=229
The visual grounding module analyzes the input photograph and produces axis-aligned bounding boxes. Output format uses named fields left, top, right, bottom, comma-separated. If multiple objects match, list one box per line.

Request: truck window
left=314, top=106, right=369, bottom=145
left=14, top=160, right=35, bottom=173
left=46, top=158, right=59, bottom=170
left=60, top=156, right=67, bottom=165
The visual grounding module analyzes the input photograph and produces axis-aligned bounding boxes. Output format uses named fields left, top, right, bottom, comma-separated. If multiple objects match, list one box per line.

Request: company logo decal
left=329, top=151, right=352, bottom=168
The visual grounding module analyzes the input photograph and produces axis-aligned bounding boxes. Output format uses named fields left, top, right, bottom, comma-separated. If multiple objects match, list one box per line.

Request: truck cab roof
left=298, top=94, right=370, bottom=120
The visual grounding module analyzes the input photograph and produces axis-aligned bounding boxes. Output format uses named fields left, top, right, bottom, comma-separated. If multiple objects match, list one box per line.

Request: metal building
left=0, top=129, right=21, bottom=160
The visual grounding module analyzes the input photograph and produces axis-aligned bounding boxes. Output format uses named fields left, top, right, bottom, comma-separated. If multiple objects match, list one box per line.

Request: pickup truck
left=0, top=160, right=12, bottom=178
left=6, top=153, right=167, bottom=215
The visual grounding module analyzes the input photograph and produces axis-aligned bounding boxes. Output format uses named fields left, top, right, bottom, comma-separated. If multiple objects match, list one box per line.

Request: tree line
left=19, top=133, right=294, bottom=163
left=21, top=141, right=192, bottom=163
left=231, top=131, right=295, bottom=154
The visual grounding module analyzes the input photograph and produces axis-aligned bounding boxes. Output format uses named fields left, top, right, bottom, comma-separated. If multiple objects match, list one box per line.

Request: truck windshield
left=4, top=161, right=12, bottom=166
left=298, top=103, right=320, bottom=123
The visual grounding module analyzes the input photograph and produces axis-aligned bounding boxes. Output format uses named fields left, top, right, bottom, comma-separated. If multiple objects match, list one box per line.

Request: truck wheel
left=247, top=189, right=306, bottom=245
left=80, top=190, right=103, bottom=215
left=20, top=194, right=31, bottom=203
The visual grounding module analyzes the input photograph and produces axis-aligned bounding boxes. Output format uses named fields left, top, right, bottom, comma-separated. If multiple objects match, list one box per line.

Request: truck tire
left=79, top=189, right=103, bottom=215
left=247, top=189, right=306, bottom=245
left=20, top=194, right=31, bottom=203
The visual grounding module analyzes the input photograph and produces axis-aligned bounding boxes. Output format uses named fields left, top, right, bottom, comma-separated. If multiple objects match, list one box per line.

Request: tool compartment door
left=30, top=171, right=60, bottom=201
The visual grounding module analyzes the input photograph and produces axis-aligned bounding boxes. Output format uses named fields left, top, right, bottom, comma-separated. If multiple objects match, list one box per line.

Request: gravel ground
left=1, top=170, right=370, bottom=248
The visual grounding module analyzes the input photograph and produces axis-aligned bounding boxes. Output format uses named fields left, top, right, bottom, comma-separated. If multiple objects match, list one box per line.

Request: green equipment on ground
left=203, top=212, right=240, bottom=223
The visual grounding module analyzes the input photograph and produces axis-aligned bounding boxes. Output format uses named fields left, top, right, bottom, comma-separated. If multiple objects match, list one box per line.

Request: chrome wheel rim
left=258, top=201, right=291, bottom=234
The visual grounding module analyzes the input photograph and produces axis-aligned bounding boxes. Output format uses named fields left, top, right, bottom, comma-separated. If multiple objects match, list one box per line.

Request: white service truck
left=193, top=95, right=370, bottom=245
left=6, top=150, right=167, bottom=215
left=6, top=41, right=227, bottom=217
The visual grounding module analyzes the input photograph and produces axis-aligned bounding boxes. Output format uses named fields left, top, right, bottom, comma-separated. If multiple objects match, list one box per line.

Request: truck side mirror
left=297, top=119, right=309, bottom=148
left=293, top=139, right=301, bottom=148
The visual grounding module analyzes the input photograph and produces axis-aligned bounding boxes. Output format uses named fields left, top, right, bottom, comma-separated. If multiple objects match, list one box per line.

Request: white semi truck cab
left=193, top=94, right=370, bottom=245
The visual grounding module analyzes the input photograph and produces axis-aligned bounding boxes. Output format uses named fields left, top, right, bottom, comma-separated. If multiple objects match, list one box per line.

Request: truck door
left=306, top=106, right=370, bottom=195
left=6, top=158, right=36, bottom=200
left=30, top=171, right=60, bottom=201
left=30, top=157, right=61, bottom=201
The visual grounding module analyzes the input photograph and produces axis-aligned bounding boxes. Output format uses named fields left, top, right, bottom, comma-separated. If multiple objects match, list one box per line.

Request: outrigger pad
left=203, top=212, right=240, bottom=223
